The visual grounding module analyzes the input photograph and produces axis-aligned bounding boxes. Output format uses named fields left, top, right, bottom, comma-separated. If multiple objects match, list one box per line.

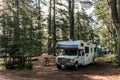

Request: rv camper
left=101, top=47, right=109, bottom=55
left=56, top=40, right=96, bottom=70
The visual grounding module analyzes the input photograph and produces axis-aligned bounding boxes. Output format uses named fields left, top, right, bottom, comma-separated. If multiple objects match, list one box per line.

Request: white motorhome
left=56, top=40, right=96, bottom=69
left=101, top=47, right=109, bottom=55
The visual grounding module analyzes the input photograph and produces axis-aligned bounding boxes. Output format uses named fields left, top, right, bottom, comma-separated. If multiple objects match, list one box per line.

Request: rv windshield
left=63, top=49, right=77, bottom=56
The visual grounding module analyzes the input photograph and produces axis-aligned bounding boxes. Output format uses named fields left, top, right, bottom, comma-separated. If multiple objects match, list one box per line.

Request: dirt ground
left=0, top=56, right=120, bottom=80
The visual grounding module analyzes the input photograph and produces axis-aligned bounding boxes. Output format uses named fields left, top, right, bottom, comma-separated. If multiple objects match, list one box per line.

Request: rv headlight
left=68, top=59, right=74, bottom=63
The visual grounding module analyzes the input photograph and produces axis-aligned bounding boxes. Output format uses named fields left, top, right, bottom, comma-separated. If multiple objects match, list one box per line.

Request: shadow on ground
left=0, top=58, right=120, bottom=80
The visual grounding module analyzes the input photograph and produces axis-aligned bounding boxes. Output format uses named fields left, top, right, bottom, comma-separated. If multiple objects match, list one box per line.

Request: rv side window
left=78, top=50, right=81, bottom=56
left=91, top=48, right=92, bottom=52
left=94, top=48, right=96, bottom=52
left=85, top=47, right=89, bottom=53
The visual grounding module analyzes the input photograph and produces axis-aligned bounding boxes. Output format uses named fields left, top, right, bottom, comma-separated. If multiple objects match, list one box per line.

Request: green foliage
left=5, top=58, right=33, bottom=70
left=93, top=0, right=117, bottom=53
left=74, top=9, right=99, bottom=43
left=105, top=54, right=117, bottom=63
left=0, top=0, right=46, bottom=69
left=0, top=0, right=103, bottom=69
left=5, top=61, right=17, bottom=70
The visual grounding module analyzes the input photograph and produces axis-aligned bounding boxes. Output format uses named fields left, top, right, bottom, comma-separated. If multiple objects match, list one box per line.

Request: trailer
left=56, top=40, right=96, bottom=69
left=101, top=47, right=109, bottom=55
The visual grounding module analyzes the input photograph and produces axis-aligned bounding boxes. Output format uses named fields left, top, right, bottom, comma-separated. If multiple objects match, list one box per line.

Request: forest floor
left=0, top=55, right=120, bottom=80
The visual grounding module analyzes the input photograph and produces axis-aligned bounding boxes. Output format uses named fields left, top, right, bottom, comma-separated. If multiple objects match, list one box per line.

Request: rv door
left=77, top=50, right=81, bottom=64
left=78, top=50, right=84, bottom=65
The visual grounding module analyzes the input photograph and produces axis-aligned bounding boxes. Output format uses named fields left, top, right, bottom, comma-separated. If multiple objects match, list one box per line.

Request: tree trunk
left=48, top=0, right=52, bottom=55
left=38, top=0, right=42, bottom=54
left=116, top=28, right=120, bottom=62
left=108, top=0, right=120, bottom=62
left=69, top=0, right=74, bottom=40
left=71, top=0, right=74, bottom=40
left=117, top=0, right=120, bottom=62
left=14, top=0, right=20, bottom=41
left=53, top=0, right=56, bottom=55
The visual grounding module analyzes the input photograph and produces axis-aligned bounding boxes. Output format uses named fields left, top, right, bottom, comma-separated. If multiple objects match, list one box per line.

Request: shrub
left=106, top=54, right=117, bottom=63
left=5, top=62, right=17, bottom=69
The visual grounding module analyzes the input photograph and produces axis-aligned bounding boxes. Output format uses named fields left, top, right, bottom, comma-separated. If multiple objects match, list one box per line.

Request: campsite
left=0, top=0, right=120, bottom=80
left=0, top=55, right=120, bottom=80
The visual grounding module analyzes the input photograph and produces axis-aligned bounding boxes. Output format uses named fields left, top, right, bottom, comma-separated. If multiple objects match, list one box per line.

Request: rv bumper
left=56, top=62, right=74, bottom=68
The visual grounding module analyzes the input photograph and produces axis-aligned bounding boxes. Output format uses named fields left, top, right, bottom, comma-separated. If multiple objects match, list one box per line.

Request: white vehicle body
left=101, top=47, right=109, bottom=55
left=101, top=47, right=109, bottom=52
left=56, top=40, right=96, bottom=69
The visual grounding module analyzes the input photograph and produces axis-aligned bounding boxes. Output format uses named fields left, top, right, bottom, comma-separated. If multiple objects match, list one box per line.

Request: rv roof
left=56, top=40, right=82, bottom=49
left=58, top=41, right=80, bottom=45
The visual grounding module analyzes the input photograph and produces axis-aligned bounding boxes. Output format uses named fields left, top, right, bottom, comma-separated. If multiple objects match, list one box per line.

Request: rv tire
left=57, top=65, right=61, bottom=70
left=92, top=58, right=95, bottom=64
left=74, top=62, right=79, bottom=70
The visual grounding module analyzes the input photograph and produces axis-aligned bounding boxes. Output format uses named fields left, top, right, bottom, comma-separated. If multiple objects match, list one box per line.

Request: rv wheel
left=74, top=62, right=79, bottom=70
left=92, top=58, right=95, bottom=64
left=57, top=65, right=61, bottom=70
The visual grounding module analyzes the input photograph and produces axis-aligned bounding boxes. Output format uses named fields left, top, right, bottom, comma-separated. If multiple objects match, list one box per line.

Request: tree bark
left=48, top=0, right=52, bottom=55
left=69, top=0, right=75, bottom=40
left=53, top=0, right=56, bottom=55
left=14, top=0, right=20, bottom=41
left=116, top=28, right=120, bottom=62
left=38, top=0, right=42, bottom=54
left=108, top=0, right=120, bottom=62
